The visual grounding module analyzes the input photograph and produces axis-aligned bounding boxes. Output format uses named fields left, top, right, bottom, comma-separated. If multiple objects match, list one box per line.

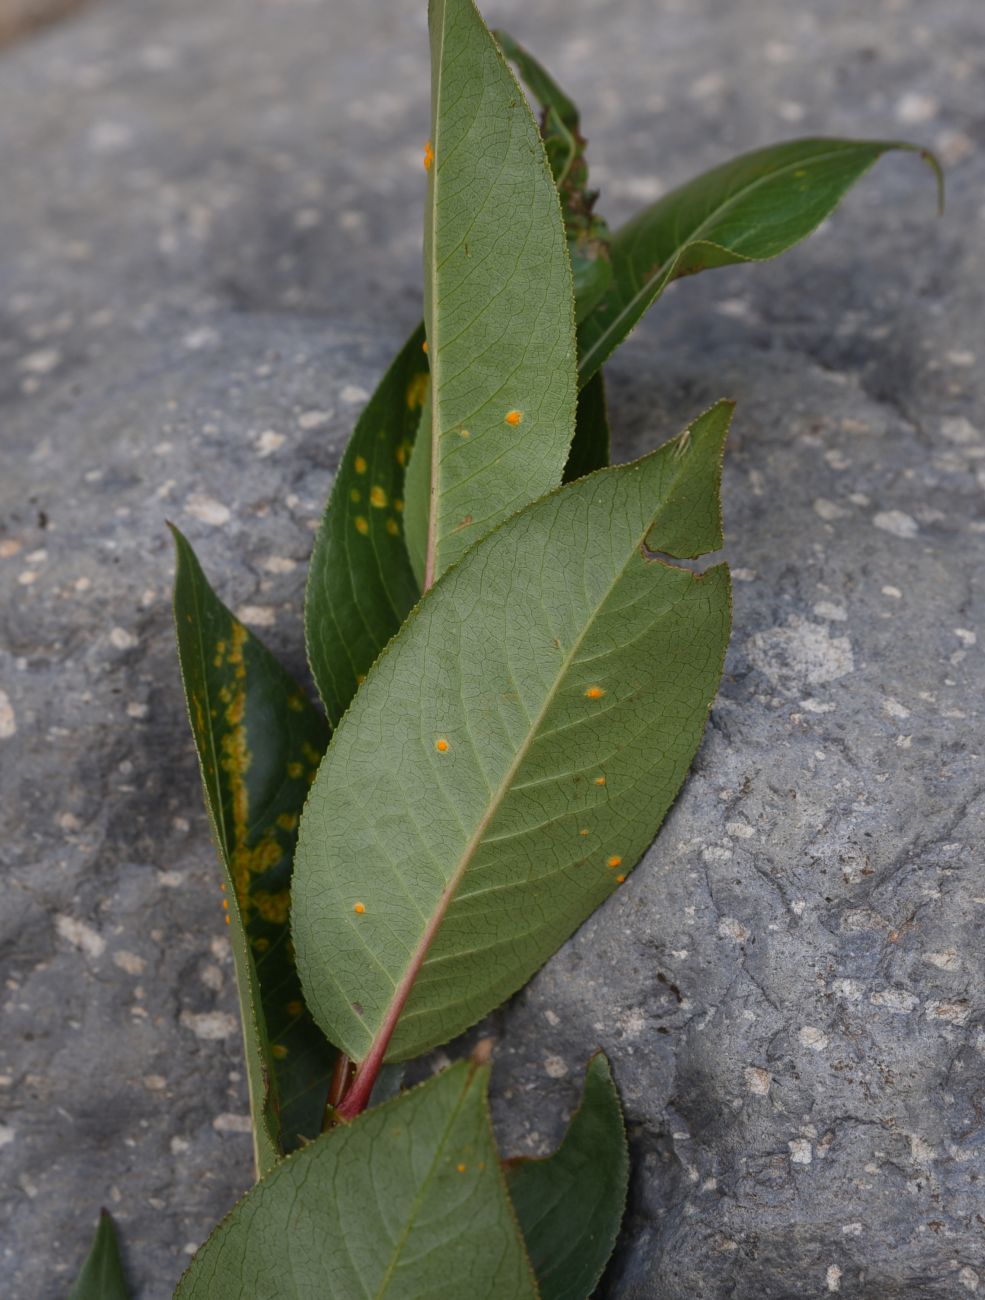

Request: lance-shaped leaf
left=305, top=325, right=428, bottom=726
left=175, top=1062, right=538, bottom=1300
left=507, top=1053, right=628, bottom=1300
left=420, top=0, right=577, bottom=588
left=172, top=527, right=335, bottom=1172
left=578, top=137, right=943, bottom=384
left=69, top=1210, right=128, bottom=1300
left=294, top=401, right=733, bottom=1116
left=495, top=29, right=613, bottom=325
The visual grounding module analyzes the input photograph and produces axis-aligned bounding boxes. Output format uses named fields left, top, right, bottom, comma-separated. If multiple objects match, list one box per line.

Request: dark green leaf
left=69, top=1210, right=128, bottom=1300
left=578, top=137, right=943, bottom=384
left=420, top=0, right=577, bottom=586
left=564, top=370, right=610, bottom=483
left=305, top=325, right=428, bottom=727
left=172, top=526, right=335, bottom=1172
left=175, top=1063, right=538, bottom=1300
left=507, top=1053, right=628, bottom=1300
left=294, top=402, right=732, bottom=1113
left=495, top=28, right=613, bottom=326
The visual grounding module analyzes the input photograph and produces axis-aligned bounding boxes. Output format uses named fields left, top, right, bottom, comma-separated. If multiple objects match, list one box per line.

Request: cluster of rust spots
left=406, top=372, right=429, bottom=411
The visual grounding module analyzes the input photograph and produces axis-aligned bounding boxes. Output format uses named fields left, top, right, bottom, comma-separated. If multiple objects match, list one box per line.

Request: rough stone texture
left=1, top=0, right=982, bottom=1296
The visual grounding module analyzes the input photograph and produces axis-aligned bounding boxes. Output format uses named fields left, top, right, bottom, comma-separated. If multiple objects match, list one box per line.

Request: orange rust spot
left=594, top=776, right=606, bottom=786
left=354, top=902, right=366, bottom=914
left=286, top=1001, right=303, bottom=1017
left=579, top=828, right=590, bottom=837
left=224, top=914, right=231, bottom=925
left=369, top=485, right=387, bottom=509
left=395, top=446, right=406, bottom=466
left=456, top=1162, right=466, bottom=1173
left=505, top=409, right=523, bottom=426
left=277, top=812, right=298, bottom=832
left=386, top=518, right=400, bottom=536
left=394, top=498, right=404, bottom=513
left=222, top=897, right=229, bottom=910
left=354, top=456, right=367, bottom=474
left=253, top=937, right=269, bottom=952
left=423, top=140, right=434, bottom=171
left=585, top=685, right=605, bottom=699
left=615, top=874, right=626, bottom=883
left=422, top=339, right=428, bottom=353
left=607, top=855, right=622, bottom=869
left=406, top=373, right=428, bottom=410
left=354, top=516, right=369, bottom=535
left=435, top=738, right=449, bottom=753
left=272, top=1044, right=288, bottom=1060
left=287, top=761, right=303, bottom=780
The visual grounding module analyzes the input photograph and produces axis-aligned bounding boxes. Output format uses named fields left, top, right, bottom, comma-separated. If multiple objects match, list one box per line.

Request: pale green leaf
left=578, top=137, right=943, bottom=384
left=421, top=0, right=577, bottom=587
left=294, top=402, right=732, bottom=1113
left=175, top=1063, right=538, bottom=1300
left=305, top=325, right=428, bottom=728
left=507, top=1053, right=627, bottom=1300
left=172, top=527, right=336, bottom=1173
left=69, top=1210, right=128, bottom=1300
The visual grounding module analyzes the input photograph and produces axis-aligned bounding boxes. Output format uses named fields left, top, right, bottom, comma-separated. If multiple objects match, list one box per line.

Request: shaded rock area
left=1, top=0, right=982, bottom=1295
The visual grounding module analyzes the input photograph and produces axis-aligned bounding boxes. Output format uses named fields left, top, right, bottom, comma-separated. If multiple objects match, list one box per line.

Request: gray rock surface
left=1, top=0, right=982, bottom=1296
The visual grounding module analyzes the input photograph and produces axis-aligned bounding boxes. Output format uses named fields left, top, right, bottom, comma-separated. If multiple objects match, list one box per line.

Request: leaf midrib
left=579, top=142, right=877, bottom=378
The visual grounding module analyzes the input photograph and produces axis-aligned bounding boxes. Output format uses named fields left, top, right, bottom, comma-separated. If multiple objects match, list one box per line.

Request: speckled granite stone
left=1, top=0, right=982, bottom=1296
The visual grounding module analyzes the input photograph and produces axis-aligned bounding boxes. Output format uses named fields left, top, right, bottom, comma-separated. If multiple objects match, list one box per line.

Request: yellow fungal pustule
left=585, top=685, right=605, bottom=700
left=423, top=140, right=434, bottom=171
left=579, top=828, right=590, bottom=837
left=354, top=516, right=369, bottom=535
left=459, top=428, right=470, bottom=439
left=354, top=455, right=367, bottom=474
left=456, top=1163, right=467, bottom=1173
left=350, top=488, right=361, bottom=503
left=272, top=1044, right=288, bottom=1060
left=222, top=897, right=229, bottom=910
left=356, top=673, right=366, bottom=685
left=369, top=485, right=387, bottom=509
left=386, top=518, right=400, bottom=536
left=594, top=776, right=606, bottom=787
left=505, top=409, right=523, bottom=426
left=287, top=761, right=303, bottom=780
left=435, top=738, right=450, bottom=753
left=607, top=855, right=622, bottom=869
left=394, top=498, right=404, bottom=513
left=224, top=914, right=231, bottom=925
left=354, top=902, right=366, bottom=915
left=422, top=340, right=428, bottom=353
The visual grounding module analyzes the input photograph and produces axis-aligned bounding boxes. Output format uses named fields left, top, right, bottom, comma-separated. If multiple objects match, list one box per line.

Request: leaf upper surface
left=507, top=1053, right=628, bottom=1300
left=306, top=325, right=428, bottom=727
left=578, top=137, right=943, bottom=384
left=172, top=527, right=335, bottom=1171
left=69, top=1210, right=128, bottom=1300
left=175, top=1063, right=538, bottom=1300
left=293, top=402, right=733, bottom=1077
left=422, top=0, right=577, bottom=586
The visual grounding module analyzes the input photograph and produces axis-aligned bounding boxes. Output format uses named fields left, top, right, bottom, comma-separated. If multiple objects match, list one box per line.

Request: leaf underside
left=508, top=1053, right=628, bottom=1300
left=420, top=0, right=577, bottom=586
left=172, top=527, right=335, bottom=1171
left=69, top=1210, right=129, bottom=1300
left=293, top=401, right=733, bottom=1072
left=578, top=136, right=943, bottom=384
left=175, top=1063, right=538, bottom=1300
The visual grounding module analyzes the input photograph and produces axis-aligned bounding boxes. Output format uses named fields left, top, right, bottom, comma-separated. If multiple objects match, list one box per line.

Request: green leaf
left=175, top=1062, right=538, bottom=1300
left=578, top=137, right=944, bottom=385
left=507, top=1053, right=628, bottom=1300
left=402, top=378, right=432, bottom=590
left=294, top=401, right=733, bottom=1113
left=69, top=1210, right=128, bottom=1300
left=305, top=324, right=428, bottom=727
left=494, top=29, right=613, bottom=326
left=171, top=526, right=336, bottom=1172
left=563, top=370, right=610, bottom=483
left=421, top=0, right=577, bottom=587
